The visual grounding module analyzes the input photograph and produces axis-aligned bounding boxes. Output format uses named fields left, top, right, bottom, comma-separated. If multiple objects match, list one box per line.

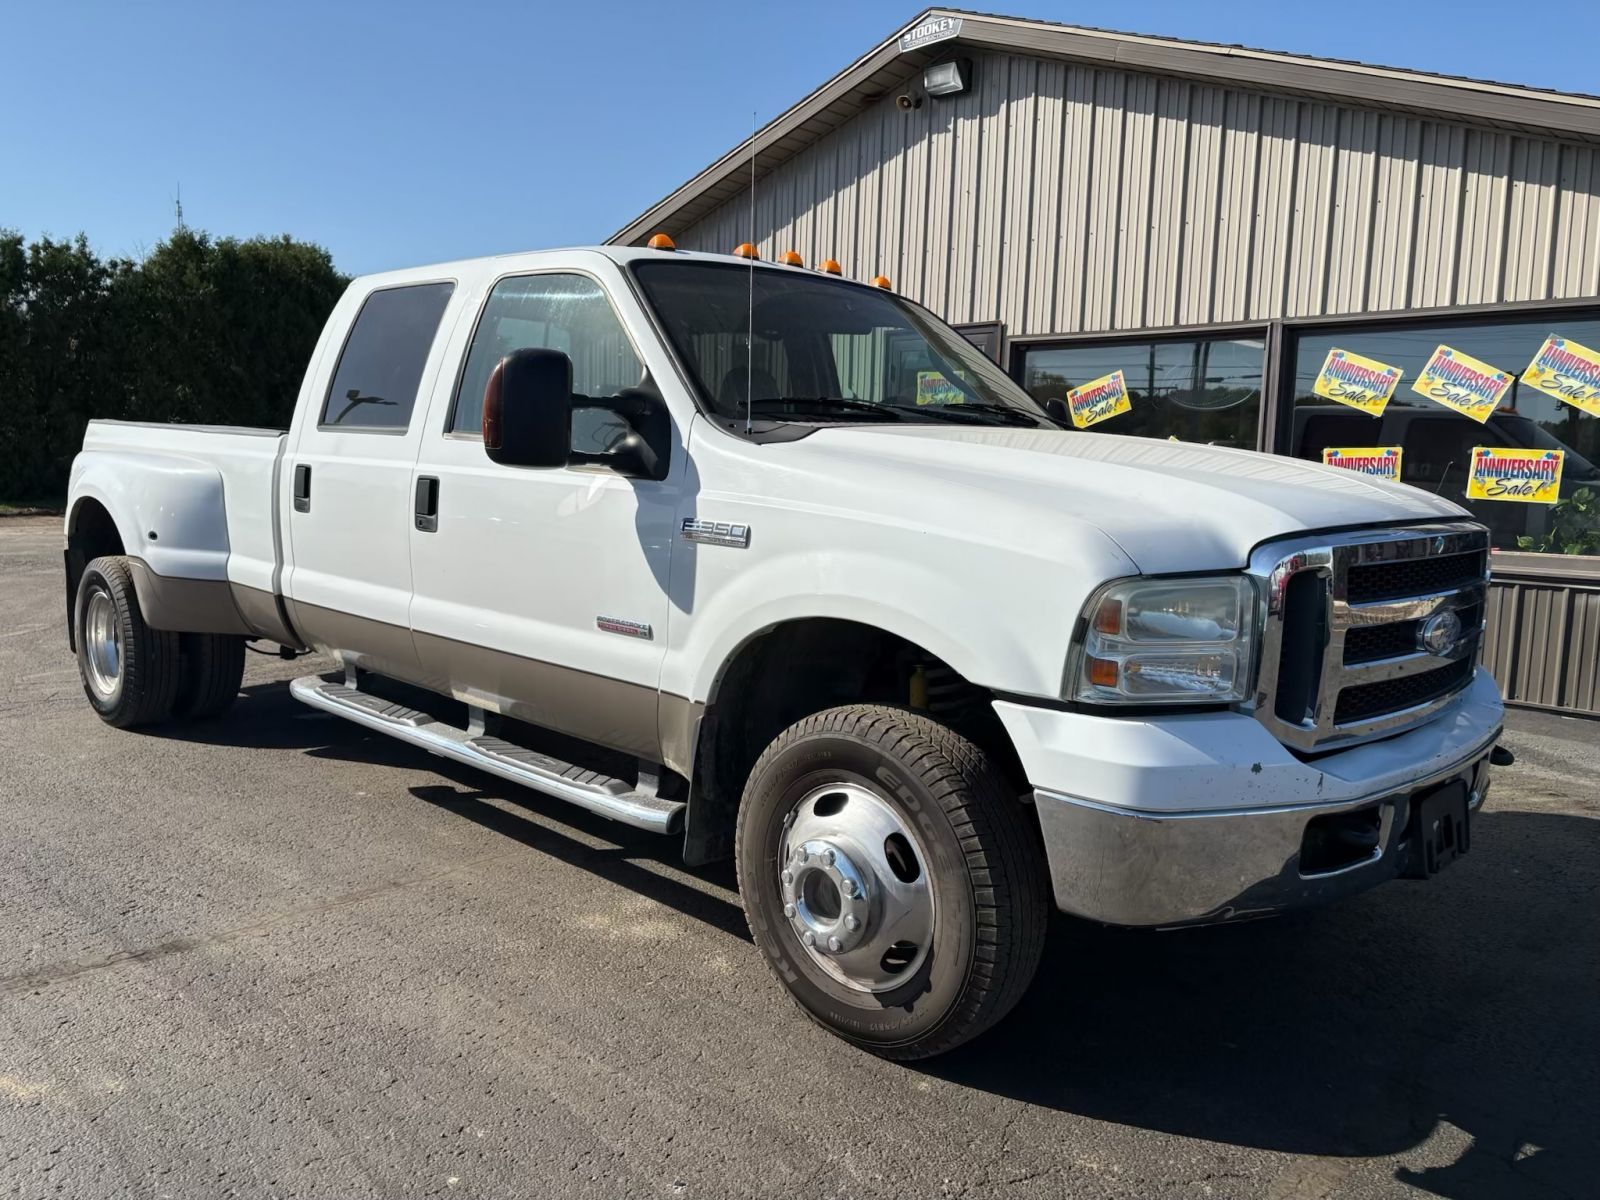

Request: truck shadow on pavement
left=158, top=682, right=1597, bottom=1197
left=151, top=680, right=752, bottom=944
left=922, top=808, right=1599, bottom=1198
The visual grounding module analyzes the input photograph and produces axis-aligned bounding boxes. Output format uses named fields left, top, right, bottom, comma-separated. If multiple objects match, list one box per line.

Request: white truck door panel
left=282, top=278, right=461, bottom=679
left=408, top=268, right=678, bottom=760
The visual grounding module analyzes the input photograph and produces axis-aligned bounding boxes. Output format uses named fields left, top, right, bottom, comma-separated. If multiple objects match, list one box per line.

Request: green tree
left=0, top=228, right=347, bottom=500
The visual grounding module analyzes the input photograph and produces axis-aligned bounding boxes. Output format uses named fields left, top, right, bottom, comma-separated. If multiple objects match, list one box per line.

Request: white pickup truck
left=65, top=243, right=1504, bottom=1058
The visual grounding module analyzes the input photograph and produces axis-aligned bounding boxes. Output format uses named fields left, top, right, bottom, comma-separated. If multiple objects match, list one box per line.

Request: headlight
left=1068, top=576, right=1258, bottom=705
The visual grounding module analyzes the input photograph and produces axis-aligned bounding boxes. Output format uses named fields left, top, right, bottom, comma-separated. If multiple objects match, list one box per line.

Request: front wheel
left=736, top=705, right=1048, bottom=1059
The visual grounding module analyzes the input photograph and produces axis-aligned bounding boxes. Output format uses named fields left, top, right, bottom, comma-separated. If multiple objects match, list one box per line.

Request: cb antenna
left=745, top=109, right=756, bottom=435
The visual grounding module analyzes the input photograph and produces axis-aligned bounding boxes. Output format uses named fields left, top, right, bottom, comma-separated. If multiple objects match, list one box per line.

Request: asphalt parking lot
left=1, top=513, right=1596, bottom=1199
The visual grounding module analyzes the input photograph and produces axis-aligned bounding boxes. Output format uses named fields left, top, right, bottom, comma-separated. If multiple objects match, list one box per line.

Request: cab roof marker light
left=872, top=275, right=893, bottom=289
left=733, top=242, right=759, bottom=260
left=646, top=233, right=677, bottom=251
left=819, top=259, right=842, bottom=275
left=779, top=250, right=804, bottom=267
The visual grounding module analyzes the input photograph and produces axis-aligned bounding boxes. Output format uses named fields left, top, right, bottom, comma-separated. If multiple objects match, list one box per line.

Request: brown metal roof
left=609, top=6, right=1600, bottom=246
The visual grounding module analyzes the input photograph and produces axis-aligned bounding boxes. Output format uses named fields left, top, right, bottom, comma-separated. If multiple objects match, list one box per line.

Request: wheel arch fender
left=68, top=450, right=233, bottom=581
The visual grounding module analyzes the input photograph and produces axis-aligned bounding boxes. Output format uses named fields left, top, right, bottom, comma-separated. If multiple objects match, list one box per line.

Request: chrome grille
left=1248, top=523, right=1490, bottom=752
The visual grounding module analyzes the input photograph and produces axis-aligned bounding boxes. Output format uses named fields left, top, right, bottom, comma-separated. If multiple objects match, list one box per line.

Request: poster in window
left=915, top=370, right=967, bottom=406
left=1466, top=447, right=1563, bottom=504
left=1065, top=370, right=1131, bottom=429
left=1520, top=334, right=1600, bottom=417
left=1410, top=345, right=1512, bottom=424
left=1312, top=349, right=1403, bottom=416
left=1321, top=446, right=1402, bottom=481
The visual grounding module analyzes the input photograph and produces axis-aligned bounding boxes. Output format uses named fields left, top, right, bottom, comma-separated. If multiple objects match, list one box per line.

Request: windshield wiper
left=745, top=397, right=904, bottom=422
left=883, top=402, right=1044, bottom=427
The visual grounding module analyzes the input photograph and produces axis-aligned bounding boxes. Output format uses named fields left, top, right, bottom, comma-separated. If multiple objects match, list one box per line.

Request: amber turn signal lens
left=1086, top=656, right=1120, bottom=688
left=779, top=250, right=804, bottom=266
left=872, top=275, right=892, bottom=289
left=1093, top=597, right=1123, bottom=635
left=647, top=232, right=676, bottom=250
left=733, top=242, right=759, bottom=259
left=819, top=258, right=842, bottom=274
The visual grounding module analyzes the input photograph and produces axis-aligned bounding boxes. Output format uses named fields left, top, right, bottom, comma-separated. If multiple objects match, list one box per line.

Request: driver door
left=407, top=267, right=681, bottom=761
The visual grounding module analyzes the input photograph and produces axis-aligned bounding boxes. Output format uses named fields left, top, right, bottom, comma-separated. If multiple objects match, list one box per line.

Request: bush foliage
left=0, top=228, right=347, bottom=500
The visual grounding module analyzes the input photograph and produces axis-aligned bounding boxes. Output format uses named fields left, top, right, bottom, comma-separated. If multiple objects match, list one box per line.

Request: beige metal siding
left=671, top=50, right=1600, bottom=336
left=1484, top=576, right=1600, bottom=715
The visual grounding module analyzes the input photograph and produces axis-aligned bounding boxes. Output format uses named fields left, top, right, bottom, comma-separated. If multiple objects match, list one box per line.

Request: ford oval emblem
left=1419, top=610, right=1463, bottom=655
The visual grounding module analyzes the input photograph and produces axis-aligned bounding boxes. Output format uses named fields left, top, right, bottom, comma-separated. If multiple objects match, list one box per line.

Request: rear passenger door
left=282, top=278, right=459, bottom=681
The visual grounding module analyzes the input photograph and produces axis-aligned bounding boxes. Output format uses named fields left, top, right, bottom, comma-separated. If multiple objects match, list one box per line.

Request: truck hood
left=802, top=425, right=1470, bottom=572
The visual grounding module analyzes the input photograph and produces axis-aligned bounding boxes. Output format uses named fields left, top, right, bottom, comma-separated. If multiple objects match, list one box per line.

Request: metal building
left=612, top=8, right=1600, bottom=718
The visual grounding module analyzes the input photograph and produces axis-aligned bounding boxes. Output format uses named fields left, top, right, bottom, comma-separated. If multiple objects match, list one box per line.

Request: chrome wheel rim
left=84, top=588, right=122, bottom=698
left=778, top=781, right=936, bottom=993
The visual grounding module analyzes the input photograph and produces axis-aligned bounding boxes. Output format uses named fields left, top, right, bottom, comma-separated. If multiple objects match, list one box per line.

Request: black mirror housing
left=571, top=388, right=671, bottom=481
left=483, top=348, right=571, bottom=468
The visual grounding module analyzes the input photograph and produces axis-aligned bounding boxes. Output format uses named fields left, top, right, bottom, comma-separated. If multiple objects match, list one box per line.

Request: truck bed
left=73, top=418, right=288, bottom=613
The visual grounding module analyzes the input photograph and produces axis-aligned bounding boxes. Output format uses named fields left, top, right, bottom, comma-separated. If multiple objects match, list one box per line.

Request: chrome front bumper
left=1032, top=734, right=1497, bottom=927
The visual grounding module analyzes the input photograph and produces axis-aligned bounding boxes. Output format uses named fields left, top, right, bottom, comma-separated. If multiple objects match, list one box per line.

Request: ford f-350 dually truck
left=63, top=243, right=1504, bottom=1058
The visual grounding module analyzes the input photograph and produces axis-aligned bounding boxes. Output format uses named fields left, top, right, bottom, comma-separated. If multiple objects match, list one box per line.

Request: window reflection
left=1289, top=314, right=1600, bottom=554
left=1020, top=337, right=1264, bottom=448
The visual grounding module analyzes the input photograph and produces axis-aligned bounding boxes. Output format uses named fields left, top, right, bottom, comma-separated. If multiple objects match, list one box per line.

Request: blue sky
left=4, top=0, right=1597, bottom=276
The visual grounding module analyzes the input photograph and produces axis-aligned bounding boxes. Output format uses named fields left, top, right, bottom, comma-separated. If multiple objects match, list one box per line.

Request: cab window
left=320, top=282, right=455, bottom=430
left=452, top=274, right=644, bottom=441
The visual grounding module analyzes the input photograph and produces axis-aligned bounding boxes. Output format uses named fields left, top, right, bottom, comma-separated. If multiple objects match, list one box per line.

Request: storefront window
left=1289, top=312, right=1600, bottom=555
left=1019, top=336, right=1263, bottom=448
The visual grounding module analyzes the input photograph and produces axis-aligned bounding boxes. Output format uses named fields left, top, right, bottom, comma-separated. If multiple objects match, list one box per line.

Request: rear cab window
left=320, top=282, right=456, bottom=431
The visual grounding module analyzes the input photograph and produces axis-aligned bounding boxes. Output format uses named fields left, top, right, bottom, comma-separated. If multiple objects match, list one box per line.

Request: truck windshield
left=631, top=259, right=1054, bottom=429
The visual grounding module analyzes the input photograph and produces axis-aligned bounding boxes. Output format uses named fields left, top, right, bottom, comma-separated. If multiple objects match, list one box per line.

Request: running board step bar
left=289, top=675, right=684, bottom=834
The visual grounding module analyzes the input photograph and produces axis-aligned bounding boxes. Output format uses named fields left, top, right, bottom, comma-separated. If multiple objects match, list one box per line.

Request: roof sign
left=900, top=15, right=962, bottom=53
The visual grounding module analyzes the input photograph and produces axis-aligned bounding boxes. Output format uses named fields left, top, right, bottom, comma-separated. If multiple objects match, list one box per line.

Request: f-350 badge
left=681, top=518, right=751, bottom=549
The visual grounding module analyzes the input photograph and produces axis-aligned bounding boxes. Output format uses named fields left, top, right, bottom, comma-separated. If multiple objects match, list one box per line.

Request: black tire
left=74, top=555, right=181, bottom=729
left=174, top=633, right=246, bottom=719
left=736, top=704, right=1048, bottom=1060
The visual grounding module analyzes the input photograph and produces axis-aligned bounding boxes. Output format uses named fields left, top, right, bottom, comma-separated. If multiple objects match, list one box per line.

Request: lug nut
left=803, top=931, right=816, bottom=947
left=821, top=849, right=835, bottom=866
left=827, top=936, right=842, bottom=952
left=793, top=847, right=808, bottom=863
left=784, top=903, right=796, bottom=919
left=840, top=879, right=857, bottom=898
left=781, top=870, right=793, bottom=887
left=845, top=915, right=860, bottom=932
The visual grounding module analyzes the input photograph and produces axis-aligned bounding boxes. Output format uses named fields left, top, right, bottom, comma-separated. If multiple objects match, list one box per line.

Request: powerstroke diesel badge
left=595, top=616, right=653, bottom=640
left=681, top=518, right=751, bottom=548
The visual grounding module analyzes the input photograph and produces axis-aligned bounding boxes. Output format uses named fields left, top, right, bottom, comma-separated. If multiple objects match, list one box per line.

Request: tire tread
left=78, top=556, right=181, bottom=728
left=737, top=703, right=1048, bottom=1060
left=174, top=633, right=246, bottom=719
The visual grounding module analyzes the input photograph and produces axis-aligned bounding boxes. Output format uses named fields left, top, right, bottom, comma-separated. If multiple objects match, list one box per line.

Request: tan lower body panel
left=412, top=629, right=661, bottom=760
left=286, top=598, right=699, bottom=770
left=230, top=582, right=303, bottom=647
left=127, top=559, right=253, bottom=636
left=286, top=597, right=425, bottom=684
left=657, top=692, right=705, bottom=780
left=124, top=559, right=302, bottom=645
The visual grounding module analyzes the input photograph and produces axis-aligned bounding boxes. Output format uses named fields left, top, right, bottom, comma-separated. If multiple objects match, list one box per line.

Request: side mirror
left=571, top=388, right=671, bottom=481
left=1041, top=397, right=1070, bottom=426
left=483, top=348, right=571, bottom=468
